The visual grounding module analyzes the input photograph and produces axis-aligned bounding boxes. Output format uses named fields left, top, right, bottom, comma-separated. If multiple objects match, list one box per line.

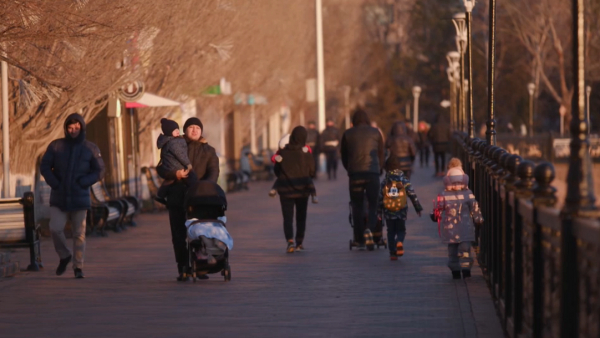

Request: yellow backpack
left=383, top=179, right=407, bottom=212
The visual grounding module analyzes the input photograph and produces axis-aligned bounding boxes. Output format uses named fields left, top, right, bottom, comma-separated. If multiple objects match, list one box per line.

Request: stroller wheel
left=349, top=239, right=353, bottom=251
left=223, top=266, right=231, bottom=282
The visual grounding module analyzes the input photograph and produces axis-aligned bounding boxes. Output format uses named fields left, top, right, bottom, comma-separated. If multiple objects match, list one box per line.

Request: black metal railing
left=452, top=132, right=600, bottom=338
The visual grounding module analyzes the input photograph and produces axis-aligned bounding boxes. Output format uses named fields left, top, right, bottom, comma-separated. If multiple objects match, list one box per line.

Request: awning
left=125, top=93, right=181, bottom=108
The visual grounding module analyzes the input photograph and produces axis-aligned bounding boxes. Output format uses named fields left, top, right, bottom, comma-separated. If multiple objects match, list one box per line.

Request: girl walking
left=274, top=126, right=317, bottom=253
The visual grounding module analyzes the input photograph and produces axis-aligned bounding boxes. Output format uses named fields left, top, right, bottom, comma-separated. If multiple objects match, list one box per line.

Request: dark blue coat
left=40, top=113, right=105, bottom=212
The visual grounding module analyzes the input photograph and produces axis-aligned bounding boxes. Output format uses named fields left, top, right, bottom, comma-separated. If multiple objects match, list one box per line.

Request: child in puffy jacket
left=155, top=118, right=198, bottom=204
left=436, top=157, right=483, bottom=279
left=377, top=157, right=422, bottom=261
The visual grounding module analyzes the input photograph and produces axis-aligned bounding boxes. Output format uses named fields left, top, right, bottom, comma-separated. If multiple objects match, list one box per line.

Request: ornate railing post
left=531, top=163, right=557, bottom=338
left=490, top=148, right=506, bottom=300
left=502, top=154, right=522, bottom=329
left=495, top=152, right=510, bottom=325
left=511, top=160, right=535, bottom=337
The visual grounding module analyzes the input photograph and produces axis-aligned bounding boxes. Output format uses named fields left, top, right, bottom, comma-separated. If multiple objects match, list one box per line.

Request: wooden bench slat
left=0, top=229, right=27, bottom=242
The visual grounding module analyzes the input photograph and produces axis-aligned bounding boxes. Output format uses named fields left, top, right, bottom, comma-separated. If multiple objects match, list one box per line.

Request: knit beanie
left=161, top=118, right=179, bottom=136
left=183, top=117, right=203, bottom=132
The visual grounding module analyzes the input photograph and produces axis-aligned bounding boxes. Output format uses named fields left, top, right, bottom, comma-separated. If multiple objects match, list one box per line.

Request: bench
left=0, top=192, right=43, bottom=271
left=89, top=182, right=125, bottom=234
left=247, top=153, right=272, bottom=181
left=141, top=166, right=167, bottom=211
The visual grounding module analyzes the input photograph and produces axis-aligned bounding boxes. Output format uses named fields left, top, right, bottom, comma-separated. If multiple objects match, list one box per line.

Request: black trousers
left=167, top=205, right=188, bottom=271
left=280, top=196, right=309, bottom=244
left=313, top=152, right=320, bottom=176
left=419, top=146, right=430, bottom=167
left=325, top=151, right=338, bottom=179
left=349, top=174, right=380, bottom=244
left=434, top=151, right=446, bottom=173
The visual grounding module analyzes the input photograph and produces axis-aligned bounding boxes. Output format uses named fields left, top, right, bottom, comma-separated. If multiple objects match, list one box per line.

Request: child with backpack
left=434, top=157, right=483, bottom=279
left=377, top=157, right=423, bottom=261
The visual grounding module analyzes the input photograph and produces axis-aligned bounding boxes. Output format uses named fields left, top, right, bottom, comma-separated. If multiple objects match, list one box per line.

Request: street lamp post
left=527, top=82, right=536, bottom=136
left=447, top=51, right=460, bottom=131
left=586, top=85, right=592, bottom=133
left=464, top=0, right=476, bottom=138
left=562, top=1, right=599, bottom=336
left=485, top=0, right=497, bottom=145
left=412, top=86, right=422, bottom=132
left=453, top=13, right=467, bottom=133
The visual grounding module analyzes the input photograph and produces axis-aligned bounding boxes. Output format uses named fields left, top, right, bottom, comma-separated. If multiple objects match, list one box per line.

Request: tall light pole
left=527, top=82, right=536, bottom=136
left=453, top=13, right=467, bottom=133
left=464, top=0, right=476, bottom=138
left=1, top=59, right=9, bottom=198
left=586, top=85, right=592, bottom=133
left=316, top=0, right=326, bottom=132
left=486, top=0, right=497, bottom=145
left=447, top=51, right=460, bottom=131
left=562, top=2, right=598, bottom=337
left=412, top=86, right=422, bottom=132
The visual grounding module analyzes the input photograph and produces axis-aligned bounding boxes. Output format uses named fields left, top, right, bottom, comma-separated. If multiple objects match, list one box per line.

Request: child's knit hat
left=161, top=118, right=179, bottom=136
left=444, top=167, right=469, bottom=188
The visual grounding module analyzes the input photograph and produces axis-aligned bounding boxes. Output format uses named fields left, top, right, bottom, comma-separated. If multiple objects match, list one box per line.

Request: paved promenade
left=1, top=163, right=503, bottom=338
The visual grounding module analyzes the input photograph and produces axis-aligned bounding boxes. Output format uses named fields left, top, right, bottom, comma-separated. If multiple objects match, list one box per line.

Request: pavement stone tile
left=1, top=161, right=504, bottom=338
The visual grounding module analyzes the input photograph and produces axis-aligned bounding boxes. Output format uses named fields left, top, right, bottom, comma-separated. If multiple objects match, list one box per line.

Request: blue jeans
left=385, top=218, right=406, bottom=254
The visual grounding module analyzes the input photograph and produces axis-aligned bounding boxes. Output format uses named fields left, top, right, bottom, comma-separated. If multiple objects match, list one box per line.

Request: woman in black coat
left=274, top=126, right=316, bottom=253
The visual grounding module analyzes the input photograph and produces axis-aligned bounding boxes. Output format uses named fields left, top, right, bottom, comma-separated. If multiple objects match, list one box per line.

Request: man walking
left=306, top=121, right=320, bottom=176
left=428, top=115, right=452, bottom=176
left=40, top=113, right=105, bottom=278
left=156, top=117, right=219, bottom=281
left=341, top=108, right=384, bottom=251
left=319, top=119, right=340, bottom=180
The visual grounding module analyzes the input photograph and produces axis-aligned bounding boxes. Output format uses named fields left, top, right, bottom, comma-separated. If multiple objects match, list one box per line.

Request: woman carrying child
left=273, top=126, right=317, bottom=253
left=377, top=157, right=423, bottom=261
left=436, top=158, right=483, bottom=279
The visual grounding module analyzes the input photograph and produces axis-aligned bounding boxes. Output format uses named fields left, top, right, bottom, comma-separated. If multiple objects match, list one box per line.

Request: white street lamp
left=446, top=51, right=460, bottom=130
left=463, top=0, right=476, bottom=137
left=453, top=13, right=467, bottom=132
left=586, top=85, right=592, bottom=134
left=527, top=82, right=536, bottom=136
left=412, top=86, right=422, bottom=132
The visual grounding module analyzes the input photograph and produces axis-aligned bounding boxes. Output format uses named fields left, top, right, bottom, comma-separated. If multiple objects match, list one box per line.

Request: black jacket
left=274, top=126, right=316, bottom=198
left=40, top=113, right=105, bottom=212
left=386, top=122, right=417, bottom=170
left=341, top=111, right=384, bottom=176
left=428, top=120, right=452, bottom=152
left=306, top=128, right=320, bottom=153
left=157, top=135, right=192, bottom=172
left=320, top=126, right=340, bottom=153
left=157, top=136, right=219, bottom=208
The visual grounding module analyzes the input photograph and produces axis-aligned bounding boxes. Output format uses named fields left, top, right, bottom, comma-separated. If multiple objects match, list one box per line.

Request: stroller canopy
left=184, top=180, right=227, bottom=210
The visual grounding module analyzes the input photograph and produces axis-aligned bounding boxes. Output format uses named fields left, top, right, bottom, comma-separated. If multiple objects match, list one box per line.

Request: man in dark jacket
left=385, top=122, right=417, bottom=178
left=341, top=108, right=384, bottom=251
left=306, top=121, right=320, bottom=176
left=40, top=113, right=105, bottom=279
left=428, top=115, right=452, bottom=176
left=156, top=117, right=219, bottom=281
left=319, top=119, right=340, bottom=180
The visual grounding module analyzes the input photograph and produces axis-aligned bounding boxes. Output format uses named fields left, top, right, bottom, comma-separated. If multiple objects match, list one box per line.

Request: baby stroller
left=184, top=181, right=233, bottom=282
left=348, top=193, right=387, bottom=250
